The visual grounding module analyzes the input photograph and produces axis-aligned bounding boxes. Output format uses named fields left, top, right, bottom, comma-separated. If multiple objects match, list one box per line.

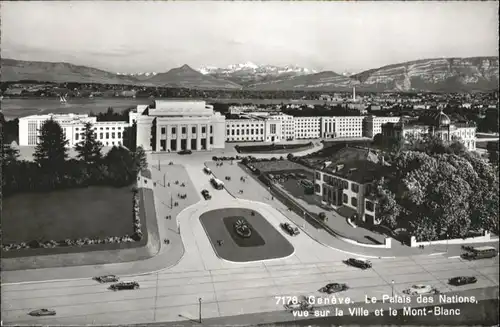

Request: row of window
left=75, top=132, right=122, bottom=141
left=75, top=126, right=124, bottom=131
left=160, top=126, right=211, bottom=135
left=227, top=123, right=264, bottom=128
left=227, top=128, right=265, bottom=136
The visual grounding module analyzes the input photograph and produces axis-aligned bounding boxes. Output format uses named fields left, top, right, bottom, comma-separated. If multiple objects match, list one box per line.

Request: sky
left=1, top=1, right=498, bottom=74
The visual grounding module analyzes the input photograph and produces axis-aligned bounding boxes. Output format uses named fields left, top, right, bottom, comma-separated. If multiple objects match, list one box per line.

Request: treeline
left=89, top=106, right=132, bottom=122
left=2, top=119, right=146, bottom=198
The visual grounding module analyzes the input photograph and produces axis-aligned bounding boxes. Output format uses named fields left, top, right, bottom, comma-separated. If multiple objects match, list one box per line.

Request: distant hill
left=0, top=58, right=139, bottom=85
left=351, top=57, right=499, bottom=92
left=1, top=57, right=498, bottom=92
left=249, top=57, right=499, bottom=92
left=145, top=64, right=242, bottom=90
left=247, top=71, right=355, bottom=91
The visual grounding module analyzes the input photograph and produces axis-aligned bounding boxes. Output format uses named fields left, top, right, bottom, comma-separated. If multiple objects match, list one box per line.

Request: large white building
left=363, top=115, right=401, bottom=138
left=381, top=111, right=477, bottom=151
left=134, top=100, right=226, bottom=152
left=224, top=115, right=369, bottom=142
left=19, top=113, right=129, bottom=147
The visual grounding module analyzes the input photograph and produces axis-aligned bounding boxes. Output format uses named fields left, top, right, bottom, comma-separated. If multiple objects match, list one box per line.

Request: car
left=344, top=258, right=372, bottom=269
left=109, top=281, right=140, bottom=291
left=178, top=150, right=192, bottom=155
left=280, top=222, right=300, bottom=236
left=93, top=275, right=119, bottom=283
left=28, top=309, right=56, bottom=317
left=403, top=284, right=439, bottom=296
left=319, top=283, right=349, bottom=294
left=283, top=295, right=314, bottom=312
left=448, top=276, right=477, bottom=286
left=201, top=189, right=212, bottom=200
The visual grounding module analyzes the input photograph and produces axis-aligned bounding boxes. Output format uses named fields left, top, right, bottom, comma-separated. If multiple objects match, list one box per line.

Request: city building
left=134, top=100, right=226, bottom=152
left=363, top=115, right=401, bottom=138
left=294, top=117, right=321, bottom=139
left=19, top=113, right=129, bottom=147
left=381, top=111, right=476, bottom=151
left=314, top=146, right=388, bottom=225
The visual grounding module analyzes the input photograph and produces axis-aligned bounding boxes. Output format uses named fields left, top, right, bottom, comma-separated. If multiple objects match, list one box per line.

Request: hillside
left=249, top=57, right=499, bottom=92
left=352, top=57, right=499, bottom=92
left=247, top=71, right=356, bottom=91
left=145, top=64, right=242, bottom=90
left=0, top=58, right=139, bottom=85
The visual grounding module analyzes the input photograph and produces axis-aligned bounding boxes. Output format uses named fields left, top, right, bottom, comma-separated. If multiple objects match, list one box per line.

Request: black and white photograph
left=0, top=1, right=498, bottom=326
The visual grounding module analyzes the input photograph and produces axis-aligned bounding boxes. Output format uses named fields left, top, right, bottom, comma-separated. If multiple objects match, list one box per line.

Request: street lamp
left=391, top=280, right=395, bottom=297
left=446, top=233, right=449, bottom=252
left=198, top=298, right=202, bottom=323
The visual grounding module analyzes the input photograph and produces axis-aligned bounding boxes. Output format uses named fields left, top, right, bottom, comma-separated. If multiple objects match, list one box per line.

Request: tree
left=123, top=121, right=137, bottom=151
left=1, top=144, right=19, bottom=166
left=33, top=119, right=68, bottom=171
left=105, top=146, right=135, bottom=186
left=486, top=142, right=499, bottom=167
left=379, top=150, right=499, bottom=241
left=75, top=122, right=103, bottom=165
left=133, top=146, right=148, bottom=173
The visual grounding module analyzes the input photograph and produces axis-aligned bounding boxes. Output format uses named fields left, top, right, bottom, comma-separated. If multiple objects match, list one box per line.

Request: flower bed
left=2, top=188, right=143, bottom=252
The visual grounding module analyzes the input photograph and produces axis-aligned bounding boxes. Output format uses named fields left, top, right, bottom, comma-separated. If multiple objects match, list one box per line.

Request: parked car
left=448, top=276, right=477, bottom=286
left=178, top=150, right=192, bottom=155
left=283, top=295, right=314, bottom=312
left=319, top=283, right=349, bottom=294
left=28, top=309, right=56, bottom=317
left=403, top=284, right=439, bottom=296
left=344, top=258, right=372, bottom=269
left=280, top=222, right=300, bottom=236
left=109, top=281, right=140, bottom=291
left=203, top=167, right=212, bottom=175
left=93, top=275, right=119, bottom=283
left=201, top=189, right=211, bottom=200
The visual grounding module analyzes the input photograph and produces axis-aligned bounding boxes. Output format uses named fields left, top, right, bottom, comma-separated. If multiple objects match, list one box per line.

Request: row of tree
left=374, top=135, right=499, bottom=241
left=2, top=119, right=147, bottom=197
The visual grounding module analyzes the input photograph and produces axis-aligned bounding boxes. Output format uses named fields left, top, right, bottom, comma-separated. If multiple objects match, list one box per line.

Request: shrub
left=319, top=212, right=327, bottom=221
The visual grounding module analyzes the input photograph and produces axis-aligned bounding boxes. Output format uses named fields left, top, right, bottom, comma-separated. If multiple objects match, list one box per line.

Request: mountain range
left=198, top=62, right=317, bottom=86
left=1, top=57, right=498, bottom=92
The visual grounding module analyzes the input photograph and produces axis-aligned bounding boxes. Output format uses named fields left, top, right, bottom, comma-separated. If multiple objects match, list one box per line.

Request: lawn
left=2, top=186, right=134, bottom=244
left=251, top=160, right=314, bottom=173
left=235, top=142, right=313, bottom=154
left=199, top=207, right=294, bottom=262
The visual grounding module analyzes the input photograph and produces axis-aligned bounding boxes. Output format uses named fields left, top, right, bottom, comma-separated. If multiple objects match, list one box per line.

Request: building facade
left=19, top=113, right=129, bottom=147
left=135, top=100, right=226, bottom=152
left=294, top=117, right=321, bottom=139
left=313, top=147, right=386, bottom=225
left=381, top=111, right=476, bottom=151
left=363, top=115, right=401, bottom=138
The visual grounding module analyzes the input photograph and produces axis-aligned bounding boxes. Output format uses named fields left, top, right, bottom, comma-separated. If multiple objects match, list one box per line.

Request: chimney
left=353, top=86, right=356, bottom=102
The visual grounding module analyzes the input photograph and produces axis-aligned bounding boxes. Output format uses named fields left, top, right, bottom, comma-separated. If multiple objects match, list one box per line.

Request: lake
left=0, top=97, right=329, bottom=120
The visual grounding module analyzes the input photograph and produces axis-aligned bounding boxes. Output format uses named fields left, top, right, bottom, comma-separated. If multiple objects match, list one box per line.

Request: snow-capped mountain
left=198, top=62, right=317, bottom=85
left=116, top=72, right=158, bottom=81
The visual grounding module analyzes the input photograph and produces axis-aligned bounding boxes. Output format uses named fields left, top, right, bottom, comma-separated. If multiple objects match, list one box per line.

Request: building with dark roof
left=381, top=110, right=476, bottom=151
left=313, top=146, right=389, bottom=225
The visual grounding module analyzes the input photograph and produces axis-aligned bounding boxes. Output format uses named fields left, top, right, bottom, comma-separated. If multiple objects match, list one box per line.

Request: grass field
left=2, top=186, right=134, bottom=244
left=236, top=142, right=313, bottom=154
left=251, top=160, right=314, bottom=173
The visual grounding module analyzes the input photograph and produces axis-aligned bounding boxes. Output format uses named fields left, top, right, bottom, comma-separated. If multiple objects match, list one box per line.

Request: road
left=2, top=150, right=499, bottom=325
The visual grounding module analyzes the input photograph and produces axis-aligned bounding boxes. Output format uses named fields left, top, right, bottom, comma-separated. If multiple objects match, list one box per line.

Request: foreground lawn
left=2, top=186, right=134, bottom=244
